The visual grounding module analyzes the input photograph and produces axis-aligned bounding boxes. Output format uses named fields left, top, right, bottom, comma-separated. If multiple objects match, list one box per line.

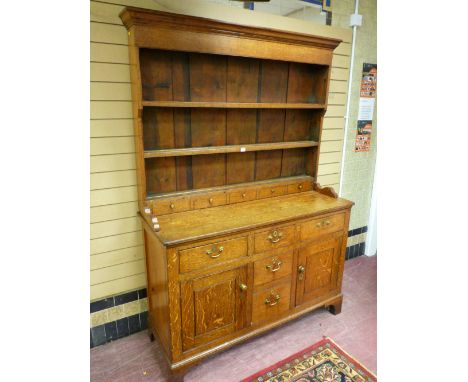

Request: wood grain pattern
left=155, top=191, right=352, bottom=246
left=295, top=234, right=342, bottom=305
left=179, top=236, right=248, bottom=274
left=252, top=279, right=291, bottom=324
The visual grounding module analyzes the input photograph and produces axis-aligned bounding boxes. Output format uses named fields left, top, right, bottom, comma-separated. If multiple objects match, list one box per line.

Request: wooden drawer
left=252, top=280, right=291, bottom=324
left=300, top=213, right=345, bottom=241
left=287, top=181, right=312, bottom=194
left=254, top=252, right=293, bottom=286
left=191, top=192, right=226, bottom=209
left=254, top=225, right=295, bottom=253
left=257, top=184, right=287, bottom=199
left=179, top=237, right=248, bottom=273
left=228, top=188, right=257, bottom=204
left=152, top=196, right=191, bottom=215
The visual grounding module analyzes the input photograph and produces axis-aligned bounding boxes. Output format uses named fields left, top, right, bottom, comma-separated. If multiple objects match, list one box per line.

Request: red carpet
left=240, top=337, right=376, bottom=382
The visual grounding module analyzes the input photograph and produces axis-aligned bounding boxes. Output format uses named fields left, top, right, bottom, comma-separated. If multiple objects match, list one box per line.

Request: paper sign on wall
left=355, top=63, right=377, bottom=152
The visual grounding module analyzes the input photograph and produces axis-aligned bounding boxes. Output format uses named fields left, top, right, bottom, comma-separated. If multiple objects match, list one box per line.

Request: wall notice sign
left=357, top=98, right=375, bottom=121
left=355, top=63, right=377, bottom=152
left=355, top=120, right=372, bottom=152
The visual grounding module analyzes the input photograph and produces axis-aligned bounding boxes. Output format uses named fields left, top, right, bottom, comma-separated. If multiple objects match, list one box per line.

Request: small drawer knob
left=170, top=203, right=175, bottom=209
left=242, top=193, right=246, bottom=198
left=209, top=197, right=214, bottom=204
left=239, top=283, right=247, bottom=292
left=298, top=184, right=303, bottom=190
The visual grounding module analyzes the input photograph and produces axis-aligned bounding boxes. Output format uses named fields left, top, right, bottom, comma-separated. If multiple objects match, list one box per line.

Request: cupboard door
left=180, top=266, right=249, bottom=350
left=295, top=235, right=343, bottom=306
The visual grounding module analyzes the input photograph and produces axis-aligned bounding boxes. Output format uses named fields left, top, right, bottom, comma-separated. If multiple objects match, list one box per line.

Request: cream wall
left=332, top=0, right=377, bottom=230
left=90, top=0, right=352, bottom=301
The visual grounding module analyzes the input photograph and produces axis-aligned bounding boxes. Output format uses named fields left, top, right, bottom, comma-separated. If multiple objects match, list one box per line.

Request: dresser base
left=154, top=293, right=344, bottom=377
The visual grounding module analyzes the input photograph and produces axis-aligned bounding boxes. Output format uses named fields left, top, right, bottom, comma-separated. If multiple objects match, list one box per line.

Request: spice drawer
left=254, top=225, right=295, bottom=254
left=191, top=192, right=226, bottom=209
left=152, top=196, right=191, bottom=215
left=287, top=181, right=312, bottom=194
left=228, top=188, right=257, bottom=204
left=257, top=184, right=287, bottom=199
left=300, top=213, right=345, bottom=240
left=252, top=280, right=291, bottom=324
left=179, top=236, right=248, bottom=273
left=254, top=252, right=293, bottom=286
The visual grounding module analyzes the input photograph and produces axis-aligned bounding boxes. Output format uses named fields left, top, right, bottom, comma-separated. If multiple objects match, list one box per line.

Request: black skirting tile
left=116, top=317, right=130, bottom=339
left=114, top=290, right=139, bottom=306
left=140, top=311, right=148, bottom=330
left=128, top=314, right=141, bottom=334
left=91, top=325, right=106, bottom=347
left=90, top=297, right=114, bottom=313
left=105, top=321, right=118, bottom=342
left=138, top=288, right=147, bottom=299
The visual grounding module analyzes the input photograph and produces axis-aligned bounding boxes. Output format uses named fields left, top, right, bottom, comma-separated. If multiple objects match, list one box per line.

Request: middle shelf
left=143, top=140, right=318, bottom=158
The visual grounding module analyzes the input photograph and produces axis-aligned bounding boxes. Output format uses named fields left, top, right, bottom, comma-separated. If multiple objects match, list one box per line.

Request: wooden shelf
left=144, top=141, right=318, bottom=158
left=141, top=101, right=326, bottom=109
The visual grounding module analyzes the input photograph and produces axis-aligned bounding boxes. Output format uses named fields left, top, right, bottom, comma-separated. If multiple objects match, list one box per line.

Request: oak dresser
left=119, top=7, right=354, bottom=380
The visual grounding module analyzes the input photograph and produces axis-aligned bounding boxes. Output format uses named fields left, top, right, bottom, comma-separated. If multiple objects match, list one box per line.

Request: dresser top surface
left=151, top=191, right=353, bottom=246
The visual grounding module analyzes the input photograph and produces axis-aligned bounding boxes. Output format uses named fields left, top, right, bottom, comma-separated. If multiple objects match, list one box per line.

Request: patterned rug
left=240, top=337, right=376, bottom=382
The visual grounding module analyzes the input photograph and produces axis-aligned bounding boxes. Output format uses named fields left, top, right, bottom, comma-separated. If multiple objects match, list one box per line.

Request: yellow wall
left=90, top=0, right=352, bottom=301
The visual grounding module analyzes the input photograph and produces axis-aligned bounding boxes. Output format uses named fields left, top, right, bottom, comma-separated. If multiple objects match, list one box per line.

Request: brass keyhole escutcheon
left=298, top=265, right=305, bottom=280
left=268, top=230, right=283, bottom=243
left=239, top=283, right=247, bottom=292
left=206, top=245, right=224, bottom=258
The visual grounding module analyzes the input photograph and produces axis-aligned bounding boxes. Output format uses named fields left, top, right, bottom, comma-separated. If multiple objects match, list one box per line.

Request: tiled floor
left=91, top=255, right=377, bottom=381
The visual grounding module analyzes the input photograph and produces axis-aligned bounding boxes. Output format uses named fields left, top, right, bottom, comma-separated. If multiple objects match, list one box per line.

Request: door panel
left=295, top=235, right=342, bottom=306
left=181, top=266, right=248, bottom=350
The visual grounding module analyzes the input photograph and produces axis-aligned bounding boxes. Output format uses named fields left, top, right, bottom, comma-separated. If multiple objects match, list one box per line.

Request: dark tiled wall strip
left=348, top=225, right=367, bottom=238
left=91, top=311, right=148, bottom=348
left=90, top=226, right=368, bottom=348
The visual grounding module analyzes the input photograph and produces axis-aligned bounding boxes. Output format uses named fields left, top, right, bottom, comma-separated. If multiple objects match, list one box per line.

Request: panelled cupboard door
left=295, top=235, right=342, bottom=306
left=180, top=266, right=249, bottom=351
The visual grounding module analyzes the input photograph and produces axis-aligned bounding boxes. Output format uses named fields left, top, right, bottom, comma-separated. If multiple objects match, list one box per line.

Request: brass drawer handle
left=298, top=265, right=305, bottom=281
left=206, top=245, right=224, bottom=258
left=266, top=259, right=282, bottom=272
left=239, top=283, right=247, bottom=292
left=267, top=230, right=283, bottom=243
left=265, top=293, right=280, bottom=306
left=315, top=220, right=332, bottom=228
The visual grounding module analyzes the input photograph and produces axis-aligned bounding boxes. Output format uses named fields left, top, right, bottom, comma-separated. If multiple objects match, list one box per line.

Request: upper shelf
left=144, top=141, right=318, bottom=158
left=141, top=101, right=327, bottom=109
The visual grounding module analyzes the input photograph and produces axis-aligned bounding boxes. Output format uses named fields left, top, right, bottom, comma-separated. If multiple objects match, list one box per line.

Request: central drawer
left=254, top=252, right=293, bottom=286
left=254, top=225, right=295, bottom=253
left=252, top=280, right=291, bottom=324
left=179, top=236, right=248, bottom=273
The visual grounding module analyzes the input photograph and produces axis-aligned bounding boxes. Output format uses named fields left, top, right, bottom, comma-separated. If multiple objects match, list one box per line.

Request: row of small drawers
left=150, top=181, right=312, bottom=215
left=179, top=212, right=345, bottom=274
